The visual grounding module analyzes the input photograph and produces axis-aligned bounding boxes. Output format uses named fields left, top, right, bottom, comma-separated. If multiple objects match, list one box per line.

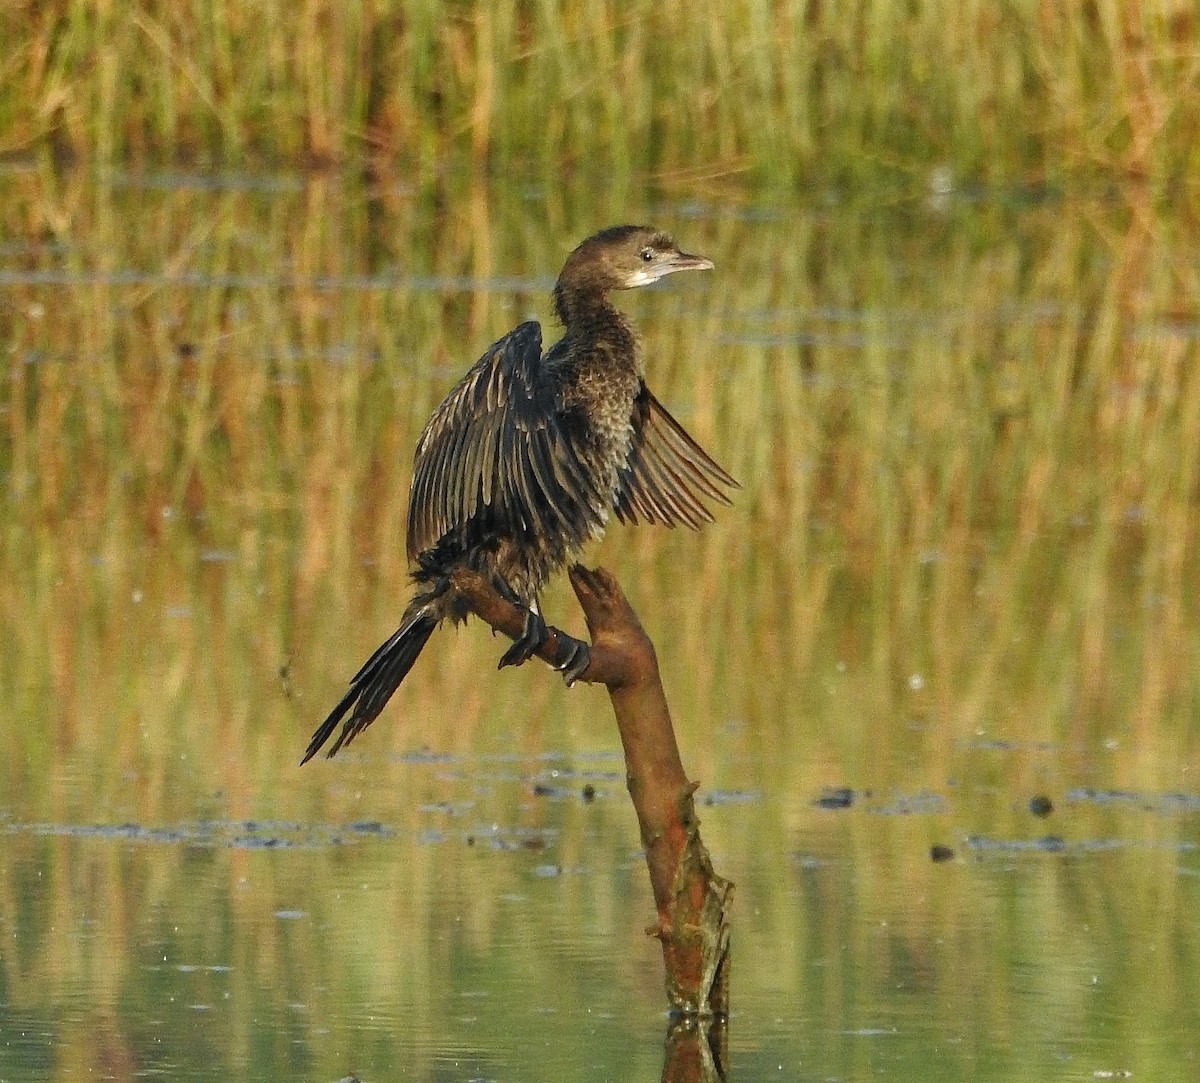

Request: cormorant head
left=560, top=225, right=714, bottom=295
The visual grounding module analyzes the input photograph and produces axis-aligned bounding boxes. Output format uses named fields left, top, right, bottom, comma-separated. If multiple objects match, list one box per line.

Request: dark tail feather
left=301, top=603, right=440, bottom=765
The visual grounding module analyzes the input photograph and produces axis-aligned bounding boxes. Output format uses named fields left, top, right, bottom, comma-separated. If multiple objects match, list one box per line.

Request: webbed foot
left=498, top=608, right=549, bottom=669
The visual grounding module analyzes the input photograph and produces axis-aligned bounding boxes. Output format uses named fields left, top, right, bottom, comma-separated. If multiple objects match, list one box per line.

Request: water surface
left=1, top=165, right=1198, bottom=1080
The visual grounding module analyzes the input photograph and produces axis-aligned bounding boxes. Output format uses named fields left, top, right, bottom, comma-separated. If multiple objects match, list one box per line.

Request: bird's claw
left=497, top=609, right=589, bottom=684
left=555, top=637, right=591, bottom=687
left=498, top=608, right=549, bottom=669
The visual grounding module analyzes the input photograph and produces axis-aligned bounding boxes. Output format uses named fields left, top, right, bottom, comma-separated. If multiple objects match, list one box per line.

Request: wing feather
left=407, top=322, right=606, bottom=562
left=646, top=411, right=731, bottom=503
left=612, top=386, right=738, bottom=530
left=635, top=444, right=707, bottom=529
left=408, top=327, right=737, bottom=563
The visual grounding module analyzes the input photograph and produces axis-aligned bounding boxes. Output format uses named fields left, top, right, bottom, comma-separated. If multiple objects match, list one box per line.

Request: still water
left=2, top=163, right=1199, bottom=1080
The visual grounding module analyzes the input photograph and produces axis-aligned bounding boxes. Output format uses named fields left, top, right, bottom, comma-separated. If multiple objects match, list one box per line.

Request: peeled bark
left=450, top=564, right=732, bottom=1016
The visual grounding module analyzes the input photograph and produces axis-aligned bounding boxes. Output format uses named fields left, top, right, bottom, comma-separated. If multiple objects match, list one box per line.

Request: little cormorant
left=302, top=225, right=736, bottom=763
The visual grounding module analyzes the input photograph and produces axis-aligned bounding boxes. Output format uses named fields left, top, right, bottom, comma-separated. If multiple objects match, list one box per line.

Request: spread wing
left=613, top=385, right=738, bottom=529
left=406, top=321, right=608, bottom=561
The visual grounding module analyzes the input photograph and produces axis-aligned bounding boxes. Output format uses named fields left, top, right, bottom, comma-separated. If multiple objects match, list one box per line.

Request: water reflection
left=662, top=1017, right=727, bottom=1083
left=1, top=164, right=1198, bottom=1080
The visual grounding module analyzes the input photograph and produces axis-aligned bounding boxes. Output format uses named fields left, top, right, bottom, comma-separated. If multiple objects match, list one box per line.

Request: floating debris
left=1029, top=795, right=1054, bottom=818
left=814, top=787, right=854, bottom=810
left=346, top=820, right=388, bottom=835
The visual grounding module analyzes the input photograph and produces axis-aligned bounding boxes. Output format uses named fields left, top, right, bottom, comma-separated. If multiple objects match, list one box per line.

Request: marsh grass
left=2, top=165, right=1199, bottom=806
left=3, top=1, right=1199, bottom=186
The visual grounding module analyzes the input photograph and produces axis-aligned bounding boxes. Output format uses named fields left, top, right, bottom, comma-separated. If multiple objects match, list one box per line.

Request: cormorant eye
left=639, top=247, right=654, bottom=262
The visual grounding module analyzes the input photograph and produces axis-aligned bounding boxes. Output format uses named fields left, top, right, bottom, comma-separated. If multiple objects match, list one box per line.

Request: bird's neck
left=553, top=286, right=641, bottom=378
left=554, top=279, right=610, bottom=327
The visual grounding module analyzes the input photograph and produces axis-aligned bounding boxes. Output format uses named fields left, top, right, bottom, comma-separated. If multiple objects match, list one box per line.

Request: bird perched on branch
left=302, top=225, right=736, bottom=763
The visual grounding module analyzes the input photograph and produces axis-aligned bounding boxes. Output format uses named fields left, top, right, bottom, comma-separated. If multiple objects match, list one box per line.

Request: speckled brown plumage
left=303, top=225, right=736, bottom=763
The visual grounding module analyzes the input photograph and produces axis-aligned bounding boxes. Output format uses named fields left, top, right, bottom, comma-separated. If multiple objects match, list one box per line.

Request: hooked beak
left=663, top=250, right=715, bottom=274
left=625, top=249, right=715, bottom=288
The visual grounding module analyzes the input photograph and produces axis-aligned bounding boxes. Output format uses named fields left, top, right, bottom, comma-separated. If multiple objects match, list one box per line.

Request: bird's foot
left=553, top=636, right=591, bottom=687
left=498, top=608, right=549, bottom=669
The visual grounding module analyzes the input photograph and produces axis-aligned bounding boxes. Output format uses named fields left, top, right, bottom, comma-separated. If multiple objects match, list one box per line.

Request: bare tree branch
left=451, top=563, right=732, bottom=1016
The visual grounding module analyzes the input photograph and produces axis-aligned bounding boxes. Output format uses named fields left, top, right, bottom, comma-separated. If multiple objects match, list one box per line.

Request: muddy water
left=1, top=165, right=1198, bottom=1080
